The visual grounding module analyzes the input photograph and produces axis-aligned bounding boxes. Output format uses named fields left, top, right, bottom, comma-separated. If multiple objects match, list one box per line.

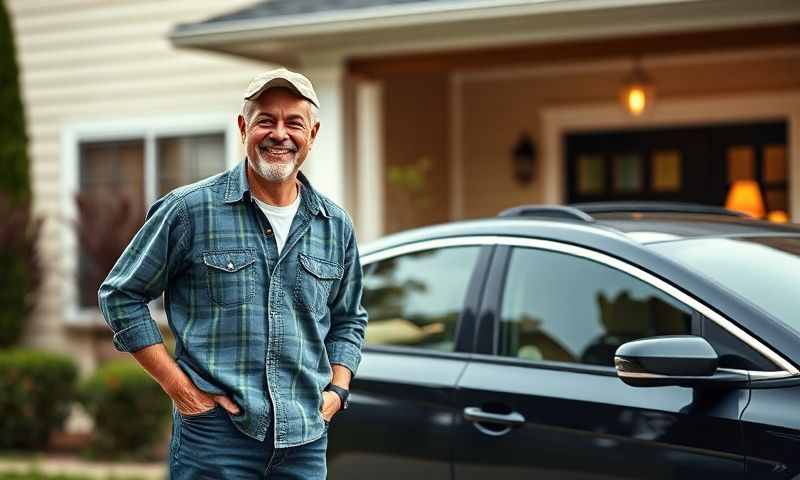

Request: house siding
left=7, top=0, right=267, bottom=374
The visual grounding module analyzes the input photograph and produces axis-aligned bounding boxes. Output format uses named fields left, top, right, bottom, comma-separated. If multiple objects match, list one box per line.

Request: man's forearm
left=131, top=343, right=192, bottom=397
left=330, top=363, right=352, bottom=390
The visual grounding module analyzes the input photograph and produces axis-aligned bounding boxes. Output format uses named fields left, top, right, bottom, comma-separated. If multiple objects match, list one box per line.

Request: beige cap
left=243, top=68, right=320, bottom=108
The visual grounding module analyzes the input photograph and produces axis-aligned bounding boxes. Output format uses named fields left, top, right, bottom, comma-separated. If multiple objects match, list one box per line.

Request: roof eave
left=169, top=0, right=694, bottom=48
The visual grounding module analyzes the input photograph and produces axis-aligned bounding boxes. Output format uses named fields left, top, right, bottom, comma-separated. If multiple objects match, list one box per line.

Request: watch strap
left=324, top=383, right=349, bottom=410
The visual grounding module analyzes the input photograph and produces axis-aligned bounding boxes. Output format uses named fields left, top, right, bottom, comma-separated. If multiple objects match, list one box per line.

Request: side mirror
left=614, top=335, right=748, bottom=388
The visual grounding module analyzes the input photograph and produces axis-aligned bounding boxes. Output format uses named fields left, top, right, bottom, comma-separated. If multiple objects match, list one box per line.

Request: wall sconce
left=620, top=58, right=655, bottom=117
left=512, top=133, right=537, bottom=184
left=725, top=180, right=765, bottom=218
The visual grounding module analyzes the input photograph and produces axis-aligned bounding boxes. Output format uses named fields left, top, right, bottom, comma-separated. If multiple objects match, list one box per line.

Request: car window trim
left=361, top=344, right=473, bottom=360
left=362, top=235, right=797, bottom=379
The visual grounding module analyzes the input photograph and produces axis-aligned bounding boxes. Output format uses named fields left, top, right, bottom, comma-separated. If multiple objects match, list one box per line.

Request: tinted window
left=499, top=247, right=692, bottom=367
left=362, top=246, right=482, bottom=351
left=651, top=236, right=800, bottom=336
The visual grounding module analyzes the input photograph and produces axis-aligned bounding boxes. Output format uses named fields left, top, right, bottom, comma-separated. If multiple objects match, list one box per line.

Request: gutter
left=169, top=0, right=698, bottom=47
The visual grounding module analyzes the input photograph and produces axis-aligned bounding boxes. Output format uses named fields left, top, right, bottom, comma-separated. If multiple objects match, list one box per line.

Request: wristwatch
left=324, top=383, right=350, bottom=410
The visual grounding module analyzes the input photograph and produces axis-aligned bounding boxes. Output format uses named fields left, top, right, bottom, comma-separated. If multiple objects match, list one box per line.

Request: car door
left=327, top=239, right=493, bottom=480
left=453, top=240, right=748, bottom=480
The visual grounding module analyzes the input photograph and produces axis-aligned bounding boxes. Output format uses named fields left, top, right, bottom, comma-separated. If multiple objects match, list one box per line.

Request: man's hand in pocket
left=167, top=375, right=241, bottom=416
left=320, top=390, right=342, bottom=422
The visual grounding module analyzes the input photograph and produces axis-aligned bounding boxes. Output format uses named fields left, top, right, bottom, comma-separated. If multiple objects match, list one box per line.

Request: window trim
left=362, top=235, right=797, bottom=379
left=62, top=113, right=240, bottom=327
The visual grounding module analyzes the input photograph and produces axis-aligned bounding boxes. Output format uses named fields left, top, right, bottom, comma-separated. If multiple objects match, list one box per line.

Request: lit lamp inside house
left=620, top=60, right=654, bottom=117
left=725, top=180, right=765, bottom=218
left=767, top=210, right=789, bottom=223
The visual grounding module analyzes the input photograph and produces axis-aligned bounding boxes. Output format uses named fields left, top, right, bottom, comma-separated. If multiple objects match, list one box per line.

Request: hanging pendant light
left=620, top=58, right=654, bottom=116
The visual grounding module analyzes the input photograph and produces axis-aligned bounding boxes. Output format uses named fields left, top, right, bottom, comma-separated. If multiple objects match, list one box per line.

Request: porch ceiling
left=170, top=0, right=800, bottom=67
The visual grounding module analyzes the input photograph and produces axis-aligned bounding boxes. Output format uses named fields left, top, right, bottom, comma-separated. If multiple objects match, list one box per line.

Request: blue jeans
left=168, top=404, right=329, bottom=479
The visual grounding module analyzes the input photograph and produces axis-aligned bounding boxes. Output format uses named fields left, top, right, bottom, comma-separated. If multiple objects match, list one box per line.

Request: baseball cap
left=243, top=68, right=320, bottom=108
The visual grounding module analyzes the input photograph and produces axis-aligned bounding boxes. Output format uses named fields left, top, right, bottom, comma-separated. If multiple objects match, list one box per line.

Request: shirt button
left=265, top=228, right=273, bottom=235
left=227, top=262, right=235, bottom=270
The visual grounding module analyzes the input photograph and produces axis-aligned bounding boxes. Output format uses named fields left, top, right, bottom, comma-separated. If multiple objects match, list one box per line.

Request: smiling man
left=98, top=68, right=368, bottom=479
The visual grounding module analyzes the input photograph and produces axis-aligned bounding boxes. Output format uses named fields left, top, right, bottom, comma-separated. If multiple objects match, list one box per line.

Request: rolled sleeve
left=111, top=319, right=165, bottom=353
left=327, top=341, right=363, bottom=378
left=325, top=225, right=368, bottom=378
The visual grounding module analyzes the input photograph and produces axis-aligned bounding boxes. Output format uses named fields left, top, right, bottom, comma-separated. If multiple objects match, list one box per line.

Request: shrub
left=0, top=349, right=79, bottom=450
left=79, top=360, right=171, bottom=460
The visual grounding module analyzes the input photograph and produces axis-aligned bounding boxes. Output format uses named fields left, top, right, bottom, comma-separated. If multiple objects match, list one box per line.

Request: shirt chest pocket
left=294, top=253, right=344, bottom=316
left=203, top=250, right=257, bottom=308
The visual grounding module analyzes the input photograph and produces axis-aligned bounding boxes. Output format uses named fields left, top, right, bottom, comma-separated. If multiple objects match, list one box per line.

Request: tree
left=0, top=0, right=41, bottom=347
left=0, top=0, right=29, bottom=202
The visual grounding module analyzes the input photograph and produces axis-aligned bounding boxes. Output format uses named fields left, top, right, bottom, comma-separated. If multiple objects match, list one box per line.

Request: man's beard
left=252, top=140, right=301, bottom=182
left=253, top=156, right=298, bottom=182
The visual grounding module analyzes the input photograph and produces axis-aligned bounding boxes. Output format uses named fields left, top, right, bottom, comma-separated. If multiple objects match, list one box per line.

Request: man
left=98, top=68, right=368, bottom=479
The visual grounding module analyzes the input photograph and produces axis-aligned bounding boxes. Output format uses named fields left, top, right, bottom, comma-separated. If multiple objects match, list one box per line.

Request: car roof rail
left=571, top=202, right=746, bottom=217
left=498, top=205, right=595, bottom=222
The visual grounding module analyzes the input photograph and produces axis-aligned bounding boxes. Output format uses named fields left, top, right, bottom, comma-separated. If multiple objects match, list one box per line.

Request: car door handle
left=463, top=406, right=526, bottom=426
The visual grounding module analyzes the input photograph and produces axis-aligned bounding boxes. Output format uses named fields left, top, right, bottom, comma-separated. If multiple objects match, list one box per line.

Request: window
left=362, top=246, right=482, bottom=351
left=157, top=134, right=226, bottom=195
left=499, top=247, right=692, bottom=367
left=76, top=133, right=226, bottom=309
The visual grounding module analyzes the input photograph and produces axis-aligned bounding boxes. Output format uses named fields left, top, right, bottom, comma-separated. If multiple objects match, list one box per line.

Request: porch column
left=354, top=80, right=385, bottom=243
left=303, top=63, right=346, bottom=206
left=791, top=114, right=800, bottom=222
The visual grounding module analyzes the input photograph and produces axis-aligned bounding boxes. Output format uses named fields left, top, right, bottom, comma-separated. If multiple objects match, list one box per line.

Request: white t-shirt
left=252, top=190, right=301, bottom=255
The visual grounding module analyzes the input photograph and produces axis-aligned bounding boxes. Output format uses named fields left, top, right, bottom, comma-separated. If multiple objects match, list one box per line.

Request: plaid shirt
left=98, top=160, right=368, bottom=448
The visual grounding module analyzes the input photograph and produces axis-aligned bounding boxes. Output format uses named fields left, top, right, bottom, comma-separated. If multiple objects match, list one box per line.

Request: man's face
left=237, top=87, right=320, bottom=183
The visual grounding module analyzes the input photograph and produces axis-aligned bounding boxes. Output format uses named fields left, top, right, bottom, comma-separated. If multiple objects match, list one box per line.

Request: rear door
left=327, top=240, right=493, bottom=480
left=453, top=240, right=748, bottom=479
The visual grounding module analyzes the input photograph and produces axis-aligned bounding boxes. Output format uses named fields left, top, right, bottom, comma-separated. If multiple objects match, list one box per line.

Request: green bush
left=79, top=360, right=171, bottom=460
left=0, top=349, right=79, bottom=450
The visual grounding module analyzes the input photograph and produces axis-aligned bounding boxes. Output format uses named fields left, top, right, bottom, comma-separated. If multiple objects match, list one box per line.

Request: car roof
left=362, top=203, right=800, bottom=255
left=592, top=212, right=800, bottom=243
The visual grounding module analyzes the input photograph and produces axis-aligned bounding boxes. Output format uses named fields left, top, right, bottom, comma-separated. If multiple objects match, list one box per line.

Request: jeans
left=168, top=404, right=329, bottom=479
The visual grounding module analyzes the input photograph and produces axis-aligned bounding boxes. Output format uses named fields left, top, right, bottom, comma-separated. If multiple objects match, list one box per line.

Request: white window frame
left=61, top=113, right=241, bottom=327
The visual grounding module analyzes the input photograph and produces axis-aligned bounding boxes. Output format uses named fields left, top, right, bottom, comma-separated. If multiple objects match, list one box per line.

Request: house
left=8, top=0, right=800, bottom=379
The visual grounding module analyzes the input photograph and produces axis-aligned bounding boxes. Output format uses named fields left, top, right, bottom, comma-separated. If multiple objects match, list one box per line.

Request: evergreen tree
left=0, top=0, right=29, bottom=202
left=0, top=0, right=40, bottom=347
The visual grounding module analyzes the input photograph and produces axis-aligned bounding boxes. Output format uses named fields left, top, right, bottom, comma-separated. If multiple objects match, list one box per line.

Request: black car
left=326, top=203, right=800, bottom=480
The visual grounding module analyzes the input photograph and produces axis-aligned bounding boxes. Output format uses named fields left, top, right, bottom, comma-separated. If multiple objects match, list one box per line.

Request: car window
left=362, top=246, right=482, bottom=352
left=499, top=247, right=692, bottom=367
left=650, top=236, right=800, bottom=337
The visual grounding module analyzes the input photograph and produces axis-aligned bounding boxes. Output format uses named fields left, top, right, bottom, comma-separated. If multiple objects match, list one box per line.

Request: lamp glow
left=620, top=60, right=654, bottom=116
left=625, top=86, right=647, bottom=116
left=725, top=180, right=765, bottom=218
left=767, top=210, right=789, bottom=223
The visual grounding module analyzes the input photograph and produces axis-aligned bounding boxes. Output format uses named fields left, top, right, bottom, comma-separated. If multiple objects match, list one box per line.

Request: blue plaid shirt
left=98, top=160, right=368, bottom=447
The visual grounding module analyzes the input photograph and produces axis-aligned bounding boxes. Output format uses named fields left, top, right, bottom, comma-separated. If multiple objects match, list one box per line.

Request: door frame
left=540, top=91, right=800, bottom=220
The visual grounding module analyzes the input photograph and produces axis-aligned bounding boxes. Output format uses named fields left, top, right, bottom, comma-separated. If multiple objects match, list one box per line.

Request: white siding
left=7, top=0, right=267, bottom=373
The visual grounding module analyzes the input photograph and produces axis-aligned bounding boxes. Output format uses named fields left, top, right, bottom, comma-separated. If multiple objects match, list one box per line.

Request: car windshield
left=650, top=236, right=800, bottom=333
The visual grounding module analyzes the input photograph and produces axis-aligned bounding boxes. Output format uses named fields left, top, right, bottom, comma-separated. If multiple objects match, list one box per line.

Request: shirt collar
left=224, top=159, right=331, bottom=219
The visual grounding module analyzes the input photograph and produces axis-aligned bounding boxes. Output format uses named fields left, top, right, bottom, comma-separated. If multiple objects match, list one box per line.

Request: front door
left=566, top=121, right=788, bottom=215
